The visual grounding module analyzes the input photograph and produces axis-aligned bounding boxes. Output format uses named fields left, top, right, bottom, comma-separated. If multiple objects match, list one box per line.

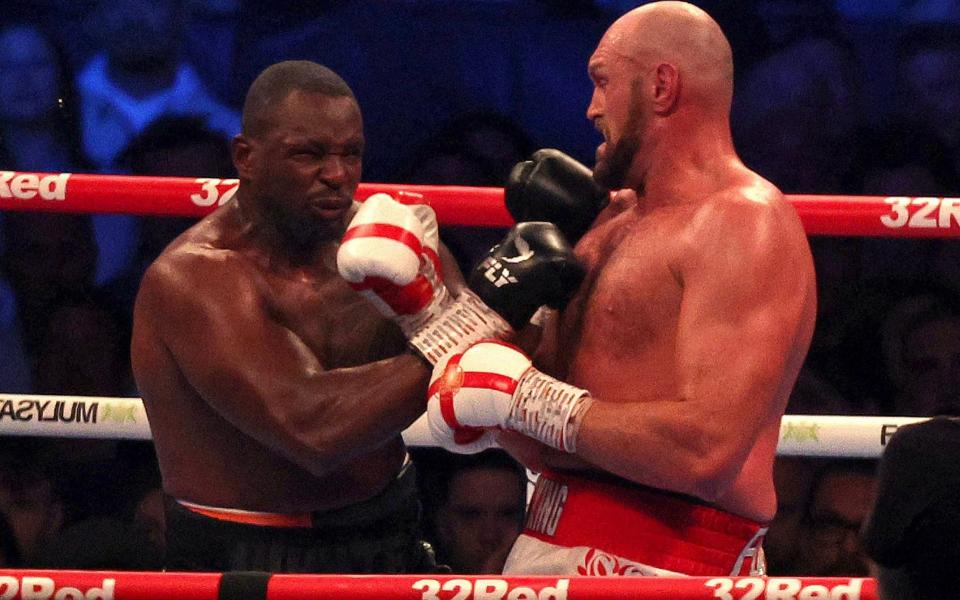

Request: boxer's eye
left=290, top=147, right=319, bottom=158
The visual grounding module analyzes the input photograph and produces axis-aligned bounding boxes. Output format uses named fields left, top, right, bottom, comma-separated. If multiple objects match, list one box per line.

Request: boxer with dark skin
left=131, top=61, right=455, bottom=573
left=473, top=2, right=817, bottom=575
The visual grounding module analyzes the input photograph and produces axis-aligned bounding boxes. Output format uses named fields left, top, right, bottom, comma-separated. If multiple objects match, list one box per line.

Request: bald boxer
left=427, top=2, right=816, bottom=577
left=131, top=61, right=461, bottom=573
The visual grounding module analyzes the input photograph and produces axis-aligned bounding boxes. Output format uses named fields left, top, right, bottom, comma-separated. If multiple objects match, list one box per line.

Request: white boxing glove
left=426, top=340, right=594, bottom=453
left=337, top=193, right=511, bottom=365
left=338, top=193, right=443, bottom=321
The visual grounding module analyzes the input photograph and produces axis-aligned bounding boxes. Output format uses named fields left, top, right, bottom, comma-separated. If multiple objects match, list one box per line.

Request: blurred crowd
left=1, top=0, right=959, bottom=579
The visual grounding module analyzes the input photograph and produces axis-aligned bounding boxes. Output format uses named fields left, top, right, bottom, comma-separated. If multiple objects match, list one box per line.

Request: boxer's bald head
left=603, top=1, right=733, bottom=112
left=242, top=60, right=357, bottom=139
left=587, top=1, right=734, bottom=189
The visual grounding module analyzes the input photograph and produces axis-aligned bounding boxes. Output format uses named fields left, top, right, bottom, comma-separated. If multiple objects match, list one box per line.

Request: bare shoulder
left=137, top=227, right=259, bottom=316
left=688, top=174, right=806, bottom=255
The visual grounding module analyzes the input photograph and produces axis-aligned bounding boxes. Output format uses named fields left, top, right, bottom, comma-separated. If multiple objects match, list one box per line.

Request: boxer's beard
left=594, top=130, right=641, bottom=191
left=264, top=196, right=339, bottom=259
left=594, top=80, right=645, bottom=191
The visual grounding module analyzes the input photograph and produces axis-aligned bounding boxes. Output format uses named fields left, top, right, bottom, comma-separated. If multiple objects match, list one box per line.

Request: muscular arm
left=572, top=198, right=815, bottom=500
left=136, top=252, right=431, bottom=479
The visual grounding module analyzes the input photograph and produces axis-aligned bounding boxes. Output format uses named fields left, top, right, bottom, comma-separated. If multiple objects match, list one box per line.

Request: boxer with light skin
left=425, top=2, right=817, bottom=576
left=131, top=61, right=462, bottom=573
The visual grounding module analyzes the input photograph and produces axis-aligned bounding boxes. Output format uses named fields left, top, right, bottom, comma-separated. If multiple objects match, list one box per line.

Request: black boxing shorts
left=164, top=460, right=442, bottom=573
left=503, top=470, right=767, bottom=576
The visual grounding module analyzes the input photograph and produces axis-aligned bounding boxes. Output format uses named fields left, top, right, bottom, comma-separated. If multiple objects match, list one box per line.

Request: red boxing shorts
left=503, top=471, right=767, bottom=576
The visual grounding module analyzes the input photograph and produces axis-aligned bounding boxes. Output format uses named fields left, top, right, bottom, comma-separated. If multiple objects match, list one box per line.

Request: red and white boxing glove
left=426, top=340, right=595, bottom=454
left=337, top=193, right=512, bottom=365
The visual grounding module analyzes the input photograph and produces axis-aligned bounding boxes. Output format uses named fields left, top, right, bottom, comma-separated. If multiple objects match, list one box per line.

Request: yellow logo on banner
left=100, top=403, right=137, bottom=424
left=781, top=422, right=820, bottom=443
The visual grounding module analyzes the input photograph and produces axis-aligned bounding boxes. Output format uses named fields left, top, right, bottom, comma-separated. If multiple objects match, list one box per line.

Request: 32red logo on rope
left=0, top=172, right=69, bottom=201
left=412, top=578, right=568, bottom=600
left=881, top=197, right=960, bottom=229
left=0, top=576, right=114, bottom=600
left=705, top=577, right=864, bottom=599
left=190, top=178, right=240, bottom=207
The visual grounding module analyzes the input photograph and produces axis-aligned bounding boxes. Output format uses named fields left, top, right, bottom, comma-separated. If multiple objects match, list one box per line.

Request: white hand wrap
left=427, top=340, right=594, bottom=453
left=408, top=289, right=512, bottom=365
left=506, top=368, right=594, bottom=453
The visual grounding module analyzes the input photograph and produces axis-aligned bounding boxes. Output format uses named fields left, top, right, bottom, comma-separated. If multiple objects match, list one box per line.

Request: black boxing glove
left=467, top=222, right=585, bottom=330
left=506, top=149, right=610, bottom=244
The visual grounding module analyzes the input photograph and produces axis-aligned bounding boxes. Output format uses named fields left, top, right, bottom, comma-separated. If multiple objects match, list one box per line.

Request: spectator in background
left=0, top=275, right=30, bottom=393
left=785, top=367, right=861, bottom=416
left=0, top=441, right=66, bottom=566
left=36, top=441, right=164, bottom=570
left=21, top=290, right=134, bottom=536
left=2, top=216, right=133, bottom=537
left=77, top=0, right=239, bottom=172
left=814, top=283, right=957, bottom=415
left=862, top=417, right=960, bottom=600
left=36, top=516, right=162, bottom=570
left=931, top=240, right=960, bottom=299
left=119, top=115, right=235, bottom=179
left=803, top=236, right=865, bottom=400
left=76, top=0, right=240, bottom=286
left=795, top=460, right=878, bottom=576
left=880, top=294, right=960, bottom=417
left=764, top=456, right=818, bottom=575
left=750, top=1, right=848, bottom=54
left=0, top=213, right=99, bottom=389
left=893, top=24, right=960, bottom=182
left=857, top=123, right=956, bottom=197
left=0, top=511, right=21, bottom=566
left=0, top=22, right=88, bottom=172
left=733, top=35, right=863, bottom=194
left=395, top=111, right=535, bottom=273
left=33, top=293, right=132, bottom=398
left=850, top=123, right=956, bottom=299
left=104, top=116, right=233, bottom=312
left=767, top=368, right=858, bottom=576
left=0, top=22, right=91, bottom=392
left=396, top=110, right=536, bottom=190
left=415, top=449, right=527, bottom=574
left=424, top=111, right=537, bottom=185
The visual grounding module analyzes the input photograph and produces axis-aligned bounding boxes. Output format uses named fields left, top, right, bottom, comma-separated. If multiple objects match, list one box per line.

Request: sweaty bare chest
left=264, top=271, right=405, bottom=368
left=559, top=214, right=685, bottom=364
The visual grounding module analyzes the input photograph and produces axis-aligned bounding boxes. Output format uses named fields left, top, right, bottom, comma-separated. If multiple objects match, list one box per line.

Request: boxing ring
left=2, top=171, right=959, bottom=599
left=0, top=570, right=874, bottom=600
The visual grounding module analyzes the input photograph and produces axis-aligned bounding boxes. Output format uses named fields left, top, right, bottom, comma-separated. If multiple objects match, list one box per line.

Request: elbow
left=294, top=422, right=361, bottom=476
left=683, top=444, right=743, bottom=503
left=291, top=434, right=359, bottom=479
left=279, top=409, right=354, bottom=477
left=687, top=462, right=737, bottom=503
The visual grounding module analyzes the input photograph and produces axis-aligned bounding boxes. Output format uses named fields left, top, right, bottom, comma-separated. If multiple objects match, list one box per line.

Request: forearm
left=497, top=430, right=595, bottom=474
left=427, top=341, right=751, bottom=499
left=325, top=352, right=431, bottom=438
left=573, top=398, right=747, bottom=501
left=261, top=353, right=431, bottom=476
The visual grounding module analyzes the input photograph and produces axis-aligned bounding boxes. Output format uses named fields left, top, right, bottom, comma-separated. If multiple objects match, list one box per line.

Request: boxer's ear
left=652, top=63, right=680, bottom=115
left=232, top=134, right=253, bottom=179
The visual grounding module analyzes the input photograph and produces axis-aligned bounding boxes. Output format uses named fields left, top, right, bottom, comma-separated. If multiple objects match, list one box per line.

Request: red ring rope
left=0, top=171, right=958, bottom=237
left=0, top=570, right=877, bottom=600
